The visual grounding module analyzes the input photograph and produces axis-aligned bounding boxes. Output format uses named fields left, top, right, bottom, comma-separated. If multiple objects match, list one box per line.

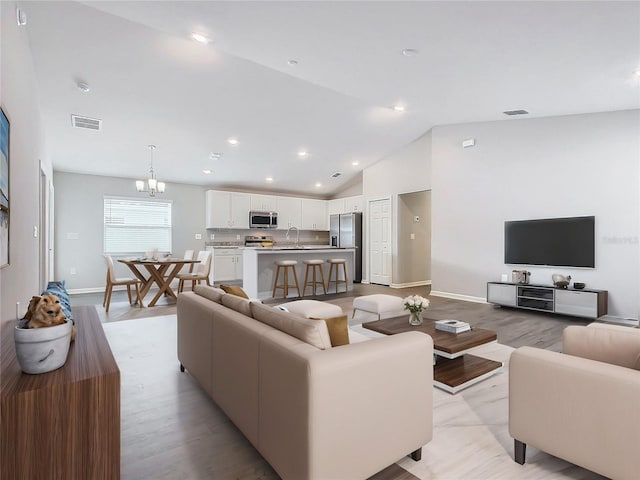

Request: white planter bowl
left=14, top=321, right=73, bottom=374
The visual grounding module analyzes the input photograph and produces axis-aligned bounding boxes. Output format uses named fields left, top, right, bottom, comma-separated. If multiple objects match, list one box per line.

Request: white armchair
left=509, top=323, right=640, bottom=480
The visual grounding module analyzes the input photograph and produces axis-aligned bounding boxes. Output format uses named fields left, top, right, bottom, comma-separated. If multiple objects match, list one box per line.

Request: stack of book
left=434, top=319, right=471, bottom=334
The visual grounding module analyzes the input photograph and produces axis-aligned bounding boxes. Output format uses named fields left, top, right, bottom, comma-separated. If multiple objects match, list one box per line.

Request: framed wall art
left=0, top=107, right=9, bottom=268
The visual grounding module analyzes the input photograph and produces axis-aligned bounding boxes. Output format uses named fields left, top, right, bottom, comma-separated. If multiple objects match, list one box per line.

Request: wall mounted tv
left=504, top=216, right=595, bottom=268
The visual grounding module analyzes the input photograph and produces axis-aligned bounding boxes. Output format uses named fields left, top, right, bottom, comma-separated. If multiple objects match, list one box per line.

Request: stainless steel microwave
left=249, top=211, right=278, bottom=229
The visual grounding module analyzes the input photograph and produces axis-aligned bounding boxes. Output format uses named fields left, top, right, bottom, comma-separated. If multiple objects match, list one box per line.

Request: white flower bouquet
left=403, top=295, right=430, bottom=313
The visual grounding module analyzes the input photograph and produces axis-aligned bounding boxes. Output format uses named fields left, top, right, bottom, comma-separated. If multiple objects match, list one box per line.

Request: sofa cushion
left=250, top=301, right=332, bottom=350
left=563, top=325, right=640, bottom=370
left=220, top=284, right=250, bottom=299
left=194, top=285, right=225, bottom=304
left=310, top=314, right=350, bottom=347
left=221, top=294, right=253, bottom=317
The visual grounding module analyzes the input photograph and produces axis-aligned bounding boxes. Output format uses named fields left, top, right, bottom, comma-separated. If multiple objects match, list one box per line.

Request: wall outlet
left=70, top=267, right=77, bottom=275
left=236, top=234, right=241, bottom=240
left=410, top=233, right=415, bottom=240
left=315, top=235, right=319, bottom=240
left=33, top=226, right=38, bottom=238
left=195, top=233, right=202, bottom=240
left=210, top=233, right=215, bottom=240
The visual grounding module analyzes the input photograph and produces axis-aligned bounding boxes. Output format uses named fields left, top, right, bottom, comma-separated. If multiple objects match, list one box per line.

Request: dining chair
left=182, top=249, right=195, bottom=273
left=103, top=254, right=142, bottom=312
left=177, top=250, right=212, bottom=292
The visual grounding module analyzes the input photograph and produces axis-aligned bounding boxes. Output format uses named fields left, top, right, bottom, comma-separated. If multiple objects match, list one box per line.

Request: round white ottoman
left=278, top=299, right=343, bottom=319
left=352, top=294, right=405, bottom=321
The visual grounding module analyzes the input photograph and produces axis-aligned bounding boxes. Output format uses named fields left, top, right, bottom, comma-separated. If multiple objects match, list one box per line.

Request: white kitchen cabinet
left=344, top=195, right=364, bottom=213
left=301, top=199, right=328, bottom=230
left=250, top=194, right=277, bottom=212
left=327, top=198, right=344, bottom=216
left=205, top=190, right=250, bottom=228
left=276, top=196, right=302, bottom=229
left=209, top=248, right=243, bottom=283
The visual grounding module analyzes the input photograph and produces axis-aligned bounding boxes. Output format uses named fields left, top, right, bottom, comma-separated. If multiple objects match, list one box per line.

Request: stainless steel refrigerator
left=330, top=212, right=362, bottom=283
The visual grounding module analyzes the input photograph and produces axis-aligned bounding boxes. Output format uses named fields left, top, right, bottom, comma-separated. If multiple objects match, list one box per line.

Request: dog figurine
left=25, top=294, right=76, bottom=341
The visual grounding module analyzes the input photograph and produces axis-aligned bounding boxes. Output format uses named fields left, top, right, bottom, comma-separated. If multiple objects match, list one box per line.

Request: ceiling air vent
left=503, top=109, right=529, bottom=116
left=330, top=172, right=342, bottom=178
left=71, top=114, right=102, bottom=130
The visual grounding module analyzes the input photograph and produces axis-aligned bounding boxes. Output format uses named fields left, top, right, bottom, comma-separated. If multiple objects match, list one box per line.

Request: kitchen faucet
left=286, top=226, right=299, bottom=246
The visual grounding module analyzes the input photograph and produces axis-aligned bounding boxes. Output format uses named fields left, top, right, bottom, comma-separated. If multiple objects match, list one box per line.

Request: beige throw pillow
left=220, top=284, right=250, bottom=299
left=310, top=314, right=350, bottom=347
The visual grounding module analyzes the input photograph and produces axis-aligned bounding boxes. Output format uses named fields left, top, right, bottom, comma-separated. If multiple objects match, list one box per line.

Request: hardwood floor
left=91, top=284, right=614, bottom=480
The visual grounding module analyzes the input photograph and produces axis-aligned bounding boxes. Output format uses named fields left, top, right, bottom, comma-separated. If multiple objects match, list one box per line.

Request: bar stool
left=326, top=258, right=348, bottom=293
left=272, top=260, right=301, bottom=298
left=302, top=259, right=327, bottom=296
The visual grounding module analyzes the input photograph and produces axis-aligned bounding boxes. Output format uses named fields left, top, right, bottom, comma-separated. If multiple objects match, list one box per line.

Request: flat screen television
left=504, top=216, right=595, bottom=268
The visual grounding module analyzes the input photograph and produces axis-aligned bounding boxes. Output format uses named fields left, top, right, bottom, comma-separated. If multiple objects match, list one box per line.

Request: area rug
left=103, top=315, right=605, bottom=480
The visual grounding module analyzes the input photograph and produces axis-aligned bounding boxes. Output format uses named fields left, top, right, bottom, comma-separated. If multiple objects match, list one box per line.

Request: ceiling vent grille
left=331, top=172, right=342, bottom=178
left=503, top=109, right=529, bottom=116
left=71, top=114, right=102, bottom=130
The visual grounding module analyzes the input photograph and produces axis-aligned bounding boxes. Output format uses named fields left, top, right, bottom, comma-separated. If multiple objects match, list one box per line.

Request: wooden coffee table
left=362, top=316, right=503, bottom=394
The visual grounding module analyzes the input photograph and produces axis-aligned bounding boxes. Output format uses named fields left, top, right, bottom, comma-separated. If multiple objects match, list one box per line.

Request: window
left=104, top=196, right=172, bottom=255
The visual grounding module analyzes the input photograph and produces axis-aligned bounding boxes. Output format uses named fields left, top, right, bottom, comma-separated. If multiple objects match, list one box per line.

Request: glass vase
left=408, top=310, right=423, bottom=326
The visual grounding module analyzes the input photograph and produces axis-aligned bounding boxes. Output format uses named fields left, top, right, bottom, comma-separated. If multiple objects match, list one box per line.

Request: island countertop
left=242, top=248, right=355, bottom=300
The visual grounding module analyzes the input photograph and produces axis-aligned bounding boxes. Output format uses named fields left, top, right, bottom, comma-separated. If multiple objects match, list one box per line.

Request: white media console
left=487, top=282, right=608, bottom=319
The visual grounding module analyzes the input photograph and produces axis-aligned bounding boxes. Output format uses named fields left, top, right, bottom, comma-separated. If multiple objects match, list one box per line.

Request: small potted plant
left=403, top=295, right=430, bottom=326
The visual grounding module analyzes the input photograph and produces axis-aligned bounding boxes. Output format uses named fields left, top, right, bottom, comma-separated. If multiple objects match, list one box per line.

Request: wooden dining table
left=118, top=258, right=200, bottom=307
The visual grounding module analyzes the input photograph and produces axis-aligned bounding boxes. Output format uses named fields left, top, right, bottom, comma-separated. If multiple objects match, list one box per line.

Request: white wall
left=430, top=110, right=640, bottom=318
left=54, top=172, right=208, bottom=291
left=0, top=2, right=52, bottom=323
left=363, top=130, right=432, bottom=198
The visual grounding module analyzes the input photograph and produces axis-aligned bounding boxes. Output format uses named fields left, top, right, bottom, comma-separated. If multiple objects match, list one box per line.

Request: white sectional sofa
left=177, top=286, right=434, bottom=480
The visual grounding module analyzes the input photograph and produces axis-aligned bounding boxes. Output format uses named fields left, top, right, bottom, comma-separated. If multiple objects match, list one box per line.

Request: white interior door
left=369, top=198, right=391, bottom=285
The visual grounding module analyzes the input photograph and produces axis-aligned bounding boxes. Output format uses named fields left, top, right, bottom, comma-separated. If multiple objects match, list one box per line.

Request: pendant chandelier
left=136, top=144, right=165, bottom=197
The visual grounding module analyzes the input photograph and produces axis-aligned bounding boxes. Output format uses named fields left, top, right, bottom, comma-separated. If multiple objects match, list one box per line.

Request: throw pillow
left=220, top=284, right=250, bottom=299
left=310, top=314, right=350, bottom=347
left=42, top=280, right=73, bottom=321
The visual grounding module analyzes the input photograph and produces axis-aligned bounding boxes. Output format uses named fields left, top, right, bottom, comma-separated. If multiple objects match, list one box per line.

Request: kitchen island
left=243, top=247, right=355, bottom=300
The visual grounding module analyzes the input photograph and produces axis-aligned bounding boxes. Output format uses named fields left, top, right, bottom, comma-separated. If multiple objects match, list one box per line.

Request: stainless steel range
left=244, top=235, right=274, bottom=248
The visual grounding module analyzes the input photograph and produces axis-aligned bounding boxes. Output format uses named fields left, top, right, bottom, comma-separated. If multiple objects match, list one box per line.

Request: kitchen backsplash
left=205, top=229, right=330, bottom=246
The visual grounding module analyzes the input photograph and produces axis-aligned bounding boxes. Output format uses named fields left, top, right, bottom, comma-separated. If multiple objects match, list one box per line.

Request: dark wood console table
left=1, top=305, right=120, bottom=479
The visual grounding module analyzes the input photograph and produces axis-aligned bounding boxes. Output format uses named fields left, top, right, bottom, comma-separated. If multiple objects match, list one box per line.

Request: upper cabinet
left=205, top=190, right=250, bottom=228
left=250, top=194, right=277, bottom=212
left=344, top=195, right=364, bottom=213
left=327, top=195, right=365, bottom=217
left=301, top=199, right=328, bottom=230
left=277, top=196, right=302, bottom=230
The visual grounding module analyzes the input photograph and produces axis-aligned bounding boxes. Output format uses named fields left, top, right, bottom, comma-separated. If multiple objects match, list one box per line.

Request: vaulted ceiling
left=20, top=1, right=640, bottom=197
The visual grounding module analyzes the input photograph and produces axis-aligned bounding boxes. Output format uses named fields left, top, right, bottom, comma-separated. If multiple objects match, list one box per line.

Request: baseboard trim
left=599, top=315, right=640, bottom=326
left=390, top=280, right=431, bottom=289
left=69, top=287, right=106, bottom=295
left=430, top=290, right=487, bottom=304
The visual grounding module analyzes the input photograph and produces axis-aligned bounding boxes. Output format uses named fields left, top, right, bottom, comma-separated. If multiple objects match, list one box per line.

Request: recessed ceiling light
left=314, top=182, right=322, bottom=188
left=227, top=137, right=239, bottom=146
left=210, top=152, right=222, bottom=160
left=351, top=161, right=360, bottom=166
left=203, top=169, right=213, bottom=174
left=402, top=48, right=419, bottom=57
left=191, top=32, right=210, bottom=44
left=265, top=177, right=274, bottom=182
left=392, top=104, right=406, bottom=112
left=288, top=59, right=299, bottom=66
left=297, top=150, right=308, bottom=158
left=634, top=68, right=640, bottom=77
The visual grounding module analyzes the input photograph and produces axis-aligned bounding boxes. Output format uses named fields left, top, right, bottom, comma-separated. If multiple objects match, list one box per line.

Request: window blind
left=104, top=196, right=172, bottom=254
